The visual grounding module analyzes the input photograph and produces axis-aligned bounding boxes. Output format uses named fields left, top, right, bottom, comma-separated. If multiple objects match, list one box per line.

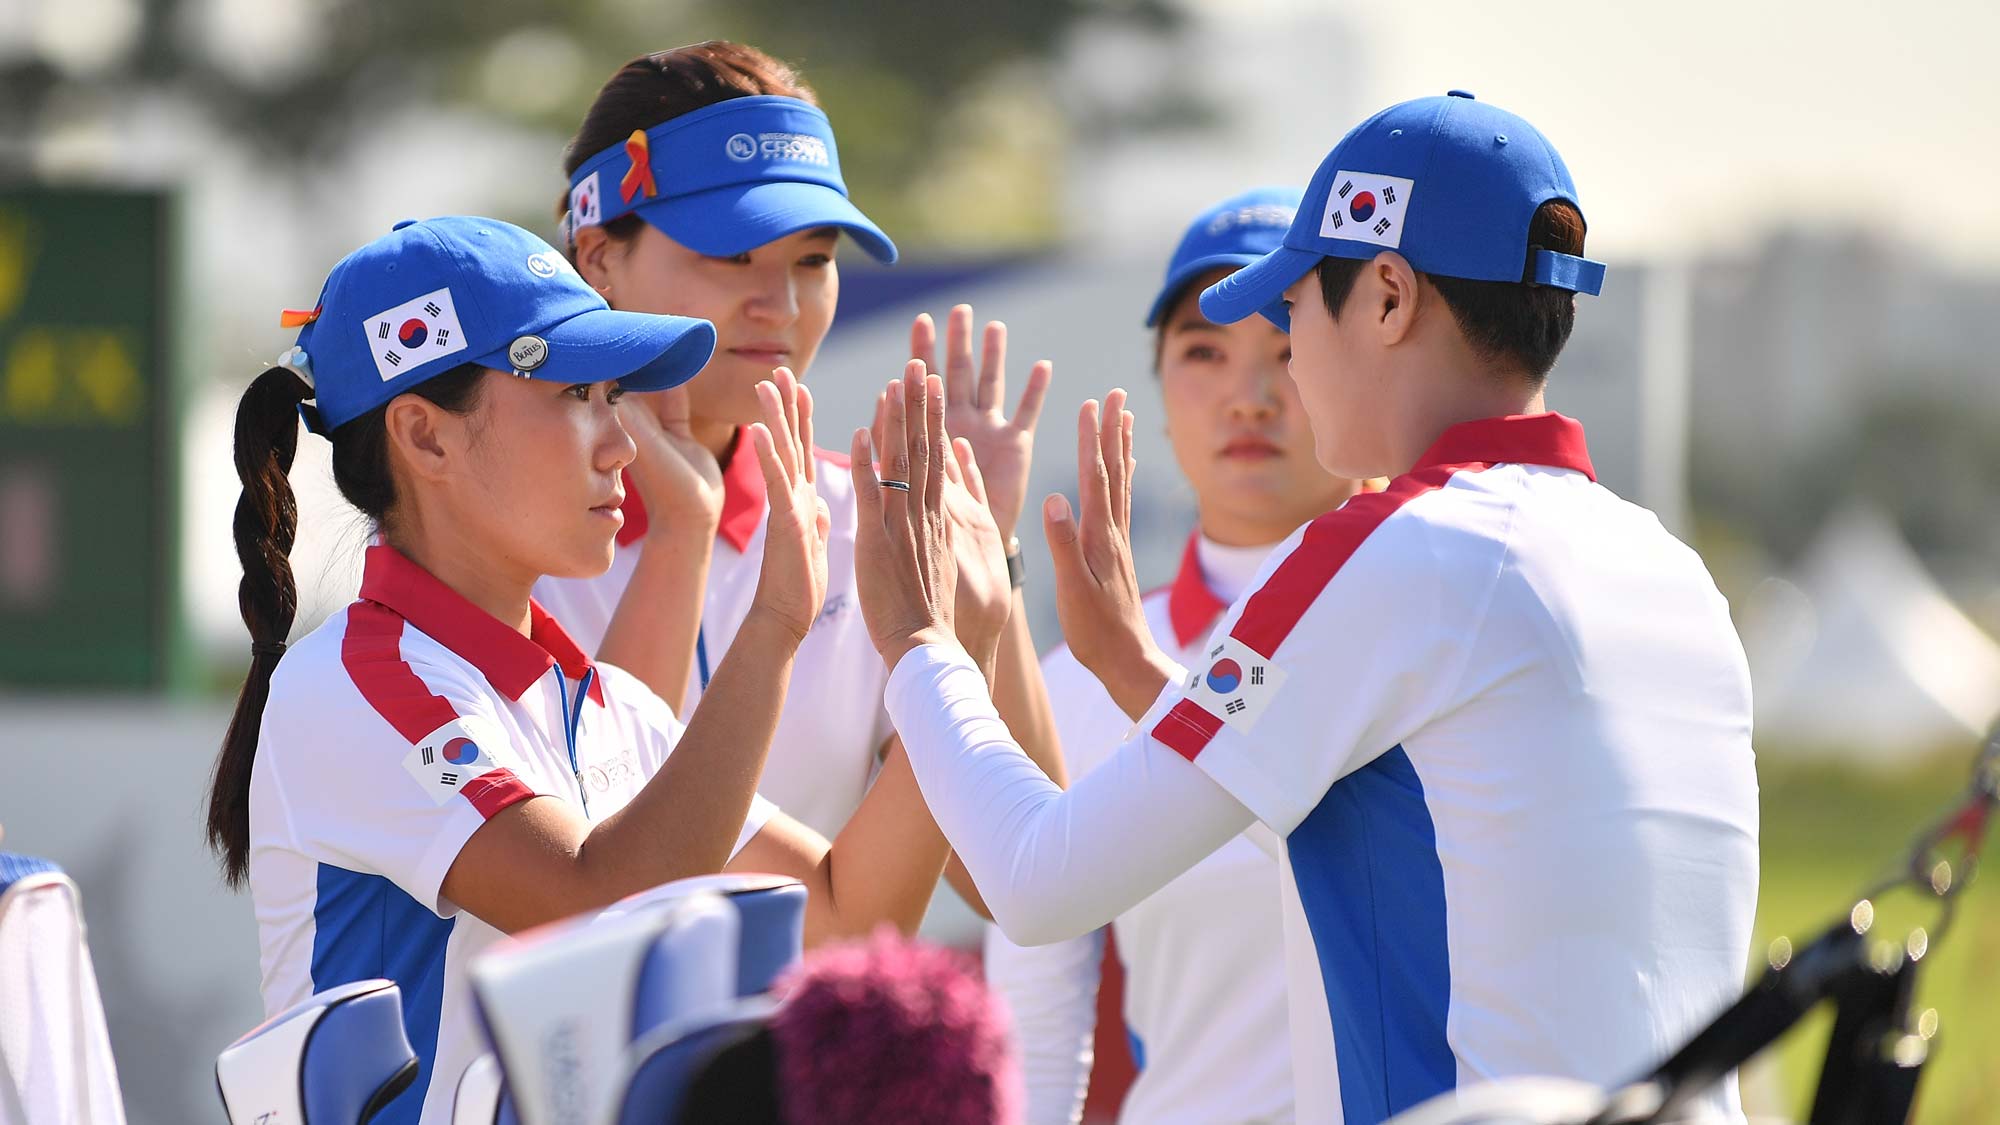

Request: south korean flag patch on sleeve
left=1319, top=170, right=1415, bottom=248
left=363, top=286, right=468, bottom=382
left=1183, top=635, right=1287, bottom=733
left=401, top=715, right=513, bottom=805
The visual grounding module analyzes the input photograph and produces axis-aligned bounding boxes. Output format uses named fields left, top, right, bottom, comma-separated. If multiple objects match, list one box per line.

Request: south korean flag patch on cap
left=364, top=286, right=468, bottom=382
left=1320, top=170, right=1415, bottom=248
left=1183, top=635, right=1287, bottom=733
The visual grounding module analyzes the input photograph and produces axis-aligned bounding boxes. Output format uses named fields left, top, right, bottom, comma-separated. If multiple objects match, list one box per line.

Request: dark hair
left=206, top=364, right=485, bottom=886
left=1316, top=199, right=1586, bottom=378
left=558, top=41, right=817, bottom=248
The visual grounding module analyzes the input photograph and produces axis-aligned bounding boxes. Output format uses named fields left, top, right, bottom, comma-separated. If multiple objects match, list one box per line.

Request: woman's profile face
left=596, top=223, right=839, bottom=448
left=418, top=371, right=639, bottom=582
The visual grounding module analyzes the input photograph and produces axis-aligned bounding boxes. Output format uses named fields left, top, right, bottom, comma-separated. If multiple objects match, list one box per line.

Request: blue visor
left=565, top=95, right=896, bottom=264
left=1147, top=187, right=1302, bottom=327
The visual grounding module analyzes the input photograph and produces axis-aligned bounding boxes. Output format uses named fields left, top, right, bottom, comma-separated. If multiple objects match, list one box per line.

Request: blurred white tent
left=1743, top=505, right=2000, bottom=756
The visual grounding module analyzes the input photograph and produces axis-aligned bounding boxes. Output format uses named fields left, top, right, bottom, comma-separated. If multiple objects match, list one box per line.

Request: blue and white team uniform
left=984, top=186, right=1310, bottom=1125
left=881, top=93, right=1759, bottom=1125
left=244, top=216, right=762, bottom=1125
left=249, top=545, right=774, bottom=1124
left=987, top=535, right=1295, bottom=1125
left=534, top=439, right=890, bottom=840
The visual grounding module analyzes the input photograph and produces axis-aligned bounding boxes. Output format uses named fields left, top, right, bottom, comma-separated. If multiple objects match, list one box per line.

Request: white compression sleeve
left=885, top=644, right=1256, bottom=946
left=984, top=924, right=1100, bottom=1125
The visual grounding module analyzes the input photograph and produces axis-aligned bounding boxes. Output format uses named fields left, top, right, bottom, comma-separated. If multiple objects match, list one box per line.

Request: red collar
left=1412, top=413, right=1596, bottom=479
left=357, top=544, right=603, bottom=703
left=614, top=430, right=767, bottom=553
left=1166, top=533, right=1227, bottom=649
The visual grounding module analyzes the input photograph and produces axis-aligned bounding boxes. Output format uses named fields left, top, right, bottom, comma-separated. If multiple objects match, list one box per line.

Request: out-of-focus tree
left=0, top=0, right=1179, bottom=249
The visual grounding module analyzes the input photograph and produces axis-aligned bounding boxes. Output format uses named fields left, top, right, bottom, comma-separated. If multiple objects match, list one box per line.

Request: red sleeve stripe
left=1151, top=462, right=1486, bottom=760
left=345, top=602, right=534, bottom=820
left=1154, top=698, right=1224, bottom=762
left=461, top=769, right=536, bottom=819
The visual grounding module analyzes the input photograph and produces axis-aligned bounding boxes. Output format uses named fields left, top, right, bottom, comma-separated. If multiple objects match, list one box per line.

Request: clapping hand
left=744, top=368, right=832, bottom=644
left=1043, top=388, right=1177, bottom=719
left=910, top=306, right=1050, bottom=541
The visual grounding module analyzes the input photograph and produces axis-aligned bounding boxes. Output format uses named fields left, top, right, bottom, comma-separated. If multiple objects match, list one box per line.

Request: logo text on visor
left=726, top=131, right=829, bottom=166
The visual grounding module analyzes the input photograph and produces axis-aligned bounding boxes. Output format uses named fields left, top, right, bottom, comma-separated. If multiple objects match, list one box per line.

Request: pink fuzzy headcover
left=770, top=927, right=1022, bottom=1125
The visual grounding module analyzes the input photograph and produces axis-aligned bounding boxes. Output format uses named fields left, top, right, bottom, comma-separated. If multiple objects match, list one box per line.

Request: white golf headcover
left=469, top=890, right=739, bottom=1125
left=213, top=979, right=414, bottom=1125
left=450, top=1053, right=502, bottom=1125
left=601, top=872, right=806, bottom=1000
left=0, top=856, right=127, bottom=1125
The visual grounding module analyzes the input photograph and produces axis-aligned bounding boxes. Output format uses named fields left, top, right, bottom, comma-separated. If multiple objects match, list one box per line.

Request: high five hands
left=853, top=370, right=1170, bottom=720
left=909, top=306, right=1051, bottom=541
left=1043, top=388, right=1178, bottom=720
left=851, top=363, right=1013, bottom=674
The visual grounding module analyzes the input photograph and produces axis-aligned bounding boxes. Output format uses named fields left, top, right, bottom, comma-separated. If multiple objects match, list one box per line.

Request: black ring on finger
left=879, top=480, right=911, bottom=492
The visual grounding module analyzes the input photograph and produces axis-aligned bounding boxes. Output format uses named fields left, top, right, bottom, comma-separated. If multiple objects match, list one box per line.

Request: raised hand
left=618, top=385, right=724, bottom=532
left=1043, top=388, right=1176, bottom=720
left=911, top=306, right=1051, bottom=540
left=851, top=363, right=959, bottom=670
left=746, top=367, right=832, bottom=644
left=869, top=386, right=1013, bottom=668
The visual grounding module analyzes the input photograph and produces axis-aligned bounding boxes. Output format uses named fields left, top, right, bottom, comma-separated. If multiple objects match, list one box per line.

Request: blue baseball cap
left=1145, top=186, right=1303, bottom=327
left=563, top=95, right=897, bottom=264
left=283, top=217, right=717, bottom=432
left=1201, top=91, right=1606, bottom=330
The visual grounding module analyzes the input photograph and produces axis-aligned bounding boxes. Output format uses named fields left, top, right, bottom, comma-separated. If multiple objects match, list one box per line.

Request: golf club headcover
left=214, top=979, right=415, bottom=1125
left=604, top=873, right=806, bottom=1002
left=613, top=998, right=780, bottom=1125
left=469, top=890, right=738, bottom=1125
left=449, top=1053, right=502, bottom=1125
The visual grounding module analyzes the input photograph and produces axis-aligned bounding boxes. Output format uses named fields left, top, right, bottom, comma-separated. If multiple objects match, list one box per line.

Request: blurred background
left=4, top=0, right=1999, bottom=1121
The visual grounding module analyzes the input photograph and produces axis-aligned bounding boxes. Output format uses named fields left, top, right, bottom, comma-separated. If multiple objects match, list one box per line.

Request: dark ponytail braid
left=207, top=365, right=310, bottom=887
left=206, top=361, right=487, bottom=887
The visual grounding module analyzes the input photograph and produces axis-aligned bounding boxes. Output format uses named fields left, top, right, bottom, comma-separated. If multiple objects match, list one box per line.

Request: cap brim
left=1198, top=245, right=1322, bottom=331
left=637, top=180, right=898, bottom=264
left=1145, top=253, right=1265, bottom=327
left=474, top=307, right=717, bottom=393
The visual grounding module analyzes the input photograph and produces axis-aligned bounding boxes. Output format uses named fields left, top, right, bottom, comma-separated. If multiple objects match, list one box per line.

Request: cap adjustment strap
left=1529, top=249, right=1607, bottom=296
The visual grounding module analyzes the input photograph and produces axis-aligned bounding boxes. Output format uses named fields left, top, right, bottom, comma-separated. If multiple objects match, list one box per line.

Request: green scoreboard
left=0, top=187, right=177, bottom=689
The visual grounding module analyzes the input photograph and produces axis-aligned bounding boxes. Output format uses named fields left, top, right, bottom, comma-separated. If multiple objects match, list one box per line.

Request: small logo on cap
left=726, top=133, right=758, bottom=161
left=508, top=335, right=549, bottom=374
left=526, top=252, right=563, bottom=279
left=1206, top=203, right=1295, bottom=237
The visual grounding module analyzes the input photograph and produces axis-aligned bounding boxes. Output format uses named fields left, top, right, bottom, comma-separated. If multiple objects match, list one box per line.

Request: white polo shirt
left=1144, top=413, right=1760, bottom=1123
left=986, top=534, right=1293, bottom=1125
left=248, top=544, right=774, bottom=1125
left=533, top=438, right=892, bottom=839
left=885, top=413, right=1760, bottom=1125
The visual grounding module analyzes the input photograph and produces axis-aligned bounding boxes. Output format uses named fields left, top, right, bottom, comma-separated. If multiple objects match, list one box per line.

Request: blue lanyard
left=696, top=622, right=712, bottom=692
left=555, top=666, right=597, bottom=814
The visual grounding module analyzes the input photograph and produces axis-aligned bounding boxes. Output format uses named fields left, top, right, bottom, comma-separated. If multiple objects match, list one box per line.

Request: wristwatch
left=1005, top=537, right=1025, bottom=590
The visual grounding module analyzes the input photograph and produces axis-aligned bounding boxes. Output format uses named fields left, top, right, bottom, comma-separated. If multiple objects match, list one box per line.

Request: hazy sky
left=1279, top=0, right=2000, bottom=268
